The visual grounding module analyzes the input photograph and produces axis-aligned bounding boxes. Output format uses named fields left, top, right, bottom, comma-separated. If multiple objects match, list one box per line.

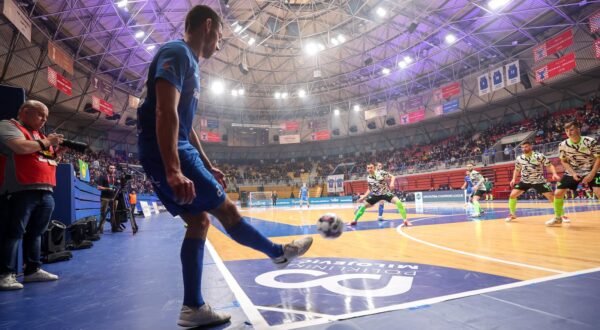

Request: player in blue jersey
left=376, top=163, right=386, bottom=220
left=299, top=183, right=310, bottom=208
left=461, top=170, right=473, bottom=205
left=136, top=5, right=312, bottom=328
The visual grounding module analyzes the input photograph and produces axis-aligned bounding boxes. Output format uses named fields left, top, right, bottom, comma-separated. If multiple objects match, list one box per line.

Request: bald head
left=18, top=100, right=49, bottom=130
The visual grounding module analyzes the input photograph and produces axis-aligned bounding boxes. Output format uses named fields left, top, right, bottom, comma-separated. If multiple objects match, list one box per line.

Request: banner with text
left=200, top=131, right=221, bottom=143
left=442, top=99, right=460, bottom=114
left=326, top=174, right=345, bottom=193
left=279, top=134, right=301, bottom=144
left=48, top=41, right=74, bottom=75
left=534, top=52, right=576, bottom=83
left=200, top=118, right=219, bottom=129
left=533, top=29, right=573, bottom=62
left=478, top=73, right=490, bottom=96
left=47, top=67, right=72, bottom=96
left=505, top=60, right=521, bottom=86
left=364, top=106, right=387, bottom=120
left=400, top=108, right=425, bottom=125
left=3, top=0, right=32, bottom=42
left=310, top=130, right=330, bottom=141
left=399, top=96, right=423, bottom=112
left=491, top=67, right=505, bottom=91
left=281, top=121, right=300, bottom=131
left=595, top=39, right=600, bottom=59
left=91, top=95, right=114, bottom=116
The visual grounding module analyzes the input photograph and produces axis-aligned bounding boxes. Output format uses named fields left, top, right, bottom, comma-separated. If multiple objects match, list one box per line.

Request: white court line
left=255, top=306, right=333, bottom=319
left=396, top=223, right=566, bottom=274
left=269, top=266, right=600, bottom=330
left=204, top=240, right=269, bottom=329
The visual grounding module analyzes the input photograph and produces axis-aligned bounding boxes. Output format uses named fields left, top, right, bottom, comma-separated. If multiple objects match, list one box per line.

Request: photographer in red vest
left=0, top=100, right=63, bottom=290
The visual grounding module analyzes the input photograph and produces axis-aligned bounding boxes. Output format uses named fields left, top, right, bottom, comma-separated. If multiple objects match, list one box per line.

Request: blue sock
left=180, top=238, right=205, bottom=308
left=378, top=203, right=384, bottom=217
left=226, top=218, right=283, bottom=259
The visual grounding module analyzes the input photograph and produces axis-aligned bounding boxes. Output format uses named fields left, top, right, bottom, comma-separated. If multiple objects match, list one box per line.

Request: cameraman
left=0, top=100, right=62, bottom=290
left=97, top=164, right=122, bottom=233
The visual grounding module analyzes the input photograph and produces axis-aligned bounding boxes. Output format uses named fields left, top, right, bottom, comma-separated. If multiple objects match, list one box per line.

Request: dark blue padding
left=53, top=163, right=101, bottom=225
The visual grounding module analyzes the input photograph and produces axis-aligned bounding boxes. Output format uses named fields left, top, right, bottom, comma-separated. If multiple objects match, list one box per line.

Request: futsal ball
left=317, top=213, right=344, bottom=239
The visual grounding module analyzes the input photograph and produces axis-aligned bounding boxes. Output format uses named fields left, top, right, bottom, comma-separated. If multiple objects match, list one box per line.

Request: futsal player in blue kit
left=461, top=170, right=474, bottom=208
left=136, top=6, right=313, bottom=327
left=299, top=183, right=310, bottom=208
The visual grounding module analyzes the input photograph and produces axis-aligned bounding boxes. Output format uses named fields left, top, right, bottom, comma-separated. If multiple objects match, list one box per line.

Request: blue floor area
left=305, top=270, right=600, bottom=330
left=0, top=214, right=249, bottom=330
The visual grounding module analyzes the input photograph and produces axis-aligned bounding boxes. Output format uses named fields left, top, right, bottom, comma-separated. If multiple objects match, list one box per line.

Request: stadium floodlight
left=403, top=56, right=413, bottom=64
left=353, top=104, right=361, bottom=111
left=247, top=37, right=255, bottom=45
left=274, top=92, right=281, bottom=99
left=116, top=0, right=128, bottom=8
left=382, top=68, right=391, bottom=75
left=488, top=0, right=510, bottom=10
left=445, top=34, right=457, bottom=44
left=337, top=34, right=346, bottom=43
left=333, top=109, right=340, bottom=115
left=305, top=42, right=321, bottom=55
left=146, top=45, right=155, bottom=50
left=238, top=88, right=245, bottom=95
left=134, top=30, right=145, bottom=39
left=211, top=81, right=224, bottom=94
left=398, top=61, right=407, bottom=68
left=231, top=89, right=239, bottom=97
left=376, top=7, right=387, bottom=17
left=281, top=92, right=289, bottom=99
left=298, top=89, right=306, bottom=98
left=331, top=38, right=339, bottom=46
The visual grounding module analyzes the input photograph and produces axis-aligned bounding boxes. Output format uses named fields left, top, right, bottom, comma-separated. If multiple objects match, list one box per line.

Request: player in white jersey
left=505, top=141, right=560, bottom=222
left=466, top=162, right=486, bottom=217
left=547, top=121, right=600, bottom=225
left=350, top=163, right=409, bottom=227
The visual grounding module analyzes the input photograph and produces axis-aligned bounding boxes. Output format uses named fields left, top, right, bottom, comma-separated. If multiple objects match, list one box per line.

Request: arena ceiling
left=1, top=0, right=599, bottom=136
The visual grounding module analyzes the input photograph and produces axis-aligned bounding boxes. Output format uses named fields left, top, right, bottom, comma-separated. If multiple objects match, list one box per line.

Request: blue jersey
left=465, top=175, right=473, bottom=194
left=137, top=39, right=200, bottom=148
left=136, top=40, right=225, bottom=216
left=300, top=187, right=308, bottom=197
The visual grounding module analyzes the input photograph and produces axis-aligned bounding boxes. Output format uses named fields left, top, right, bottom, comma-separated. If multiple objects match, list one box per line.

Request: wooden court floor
left=206, top=199, right=600, bottom=328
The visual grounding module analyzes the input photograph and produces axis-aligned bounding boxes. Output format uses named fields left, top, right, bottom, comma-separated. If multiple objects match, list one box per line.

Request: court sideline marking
left=395, top=223, right=565, bottom=274
left=205, top=240, right=269, bottom=329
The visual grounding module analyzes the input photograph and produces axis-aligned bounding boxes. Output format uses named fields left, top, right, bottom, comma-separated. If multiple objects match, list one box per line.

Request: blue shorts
left=139, top=142, right=225, bottom=216
left=300, top=195, right=308, bottom=201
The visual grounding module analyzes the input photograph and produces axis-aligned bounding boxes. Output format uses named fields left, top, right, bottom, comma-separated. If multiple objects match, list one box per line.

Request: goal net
left=249, top=191, right=274, bottom=207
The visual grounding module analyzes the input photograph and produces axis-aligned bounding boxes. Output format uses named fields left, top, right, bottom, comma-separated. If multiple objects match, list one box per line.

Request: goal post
left=249, top=191, right=274, bottom=207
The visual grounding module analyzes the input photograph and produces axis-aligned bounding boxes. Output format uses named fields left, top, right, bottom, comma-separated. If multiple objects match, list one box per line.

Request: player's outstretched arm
left=510, top=169, right=520, bottom=188
left=560, top=158, right=579, bottom=181
left=155, top=79, right=196, bottom=204
left=546, top=164, right=561, bottom=181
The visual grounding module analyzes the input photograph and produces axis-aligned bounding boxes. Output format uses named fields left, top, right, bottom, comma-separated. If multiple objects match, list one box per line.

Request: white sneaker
left=545, top=217, right=563, bottom=226
left=272, top=236, right=313, bottom=269
left=23, top=269, right=59, bottom=283
left=505, top=214, right=516, bottom=222
left=377, top=216, right=384, bottom=221
left=0, top=274, right=23, bottom=291
left=561, top=216, right=571, bottom=223
left=177, top=304, right=231, bottom=328
left=471, top=213, right=481, bottom=218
